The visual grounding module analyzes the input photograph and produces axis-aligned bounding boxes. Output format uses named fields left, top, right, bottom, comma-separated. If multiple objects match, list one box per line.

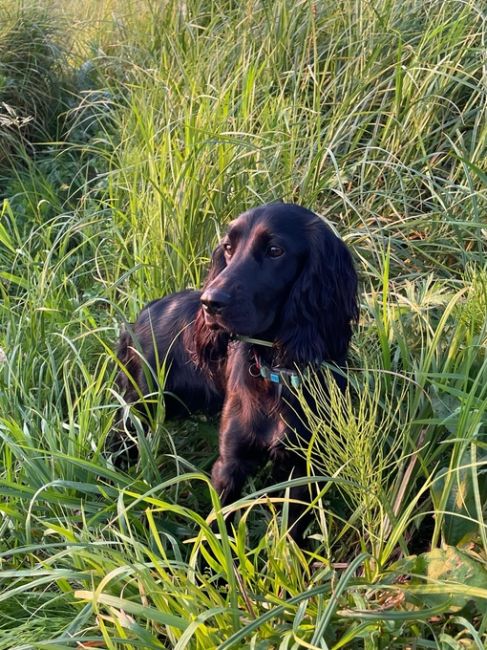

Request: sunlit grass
left=0, top=0, right=486, bottom=647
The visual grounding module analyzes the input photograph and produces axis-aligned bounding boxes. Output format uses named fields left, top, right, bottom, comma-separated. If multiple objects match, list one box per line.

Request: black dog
left=117, top=203, right=358, bottom=542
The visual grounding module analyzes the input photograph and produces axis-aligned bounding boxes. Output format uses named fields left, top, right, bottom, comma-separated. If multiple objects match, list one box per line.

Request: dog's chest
left=226, top=345, right=293, bottom=448
left=244, top=378, right=291, bottom=449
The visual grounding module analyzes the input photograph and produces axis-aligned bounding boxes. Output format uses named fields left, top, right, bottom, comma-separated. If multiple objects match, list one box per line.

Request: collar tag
left=259, top=366, right=269, bottom=380
left=259, top=363, right=300, bottom=387
left=241, top=338, right=302, bottom=389
left=290, top=374, right=301, bottom=388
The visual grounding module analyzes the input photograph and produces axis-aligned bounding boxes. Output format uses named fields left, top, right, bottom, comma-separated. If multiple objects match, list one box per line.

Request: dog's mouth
left=208, top=321, right=224, bottom=331
left=203, top=311, right=277, bottom=341
left=201, top=293, right=280, bottom=338
left=202, top=310, right=228, bottom=332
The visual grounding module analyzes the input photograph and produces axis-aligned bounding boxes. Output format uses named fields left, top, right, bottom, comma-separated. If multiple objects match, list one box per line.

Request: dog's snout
left=201, top=288, right=231, bottom=315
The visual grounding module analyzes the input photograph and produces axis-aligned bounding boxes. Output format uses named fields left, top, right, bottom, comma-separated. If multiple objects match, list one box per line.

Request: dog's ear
left=201, top=243, right=226, bottom=286
left=190, top=244, right=228, bottom=377
left=115, top=326, right=136, bottom=394
left=277, top=220, right=358, bottom=365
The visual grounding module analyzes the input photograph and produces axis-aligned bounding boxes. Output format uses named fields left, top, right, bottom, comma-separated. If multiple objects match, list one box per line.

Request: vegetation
left=0, top=0, right=486, bottom=647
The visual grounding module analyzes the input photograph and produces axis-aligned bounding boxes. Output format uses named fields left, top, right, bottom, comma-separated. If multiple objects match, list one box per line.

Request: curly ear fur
left=115, top=325, right=139, bottom=401
left=190, top=244, right=229, bottom=379
left=276, top=219, right=358, bottom=366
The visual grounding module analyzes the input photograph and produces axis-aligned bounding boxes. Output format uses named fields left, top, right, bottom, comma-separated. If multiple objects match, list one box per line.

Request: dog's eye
left=223, top=243, right=233, bottom=256
left=267, top=245, right=284, bottom=258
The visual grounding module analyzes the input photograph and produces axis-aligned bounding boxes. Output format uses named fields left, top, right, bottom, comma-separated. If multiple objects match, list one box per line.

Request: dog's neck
left=232, top=334, right=302, bottom=385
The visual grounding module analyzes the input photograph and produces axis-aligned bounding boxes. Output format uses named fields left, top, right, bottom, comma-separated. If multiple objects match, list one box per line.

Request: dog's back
left=116, top=290, right=225, bottom=418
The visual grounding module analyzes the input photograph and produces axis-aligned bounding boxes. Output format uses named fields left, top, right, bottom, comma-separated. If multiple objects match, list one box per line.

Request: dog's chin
left=204, top=310, right=276, bottom=338
left=203, top=313, right=228, bottom=332
left=223, top=319, right=277, bottom=340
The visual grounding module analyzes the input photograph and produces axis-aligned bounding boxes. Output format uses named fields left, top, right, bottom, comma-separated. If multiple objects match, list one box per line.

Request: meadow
left=0, top=0, right=486, bottom=647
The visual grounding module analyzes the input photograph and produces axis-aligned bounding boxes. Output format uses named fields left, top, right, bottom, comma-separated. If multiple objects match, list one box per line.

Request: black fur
left=116, top=203, right=358, bottom=542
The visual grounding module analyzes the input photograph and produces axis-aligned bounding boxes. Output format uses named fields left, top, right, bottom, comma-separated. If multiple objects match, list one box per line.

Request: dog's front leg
left=210, top=397, right=263, bottom=533
left=211, top=420, right=261, bottom=504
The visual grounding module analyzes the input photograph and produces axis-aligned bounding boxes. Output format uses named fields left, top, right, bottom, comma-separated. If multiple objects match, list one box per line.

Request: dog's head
left=196, top=202, right=358, bottom=366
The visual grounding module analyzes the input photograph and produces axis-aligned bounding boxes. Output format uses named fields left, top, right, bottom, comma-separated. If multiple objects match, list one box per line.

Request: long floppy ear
left=190, top=244, right=229, bottom=377
left=277, top=220, right=358, bottom=366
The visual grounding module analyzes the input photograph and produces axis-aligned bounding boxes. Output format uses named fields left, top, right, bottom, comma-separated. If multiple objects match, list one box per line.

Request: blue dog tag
left=291, top=374, right=301, bottom=388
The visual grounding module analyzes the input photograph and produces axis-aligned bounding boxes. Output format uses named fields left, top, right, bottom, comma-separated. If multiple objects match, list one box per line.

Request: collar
left=231, top=334, right=301, bottom=388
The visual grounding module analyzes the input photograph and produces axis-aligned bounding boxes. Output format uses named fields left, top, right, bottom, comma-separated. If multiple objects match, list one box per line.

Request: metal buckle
left=248, top=362, right=261, bottom=378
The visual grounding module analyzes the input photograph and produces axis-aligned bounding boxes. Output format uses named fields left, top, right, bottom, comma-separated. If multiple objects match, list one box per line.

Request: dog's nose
left=200, top=288, right=231, bottom=315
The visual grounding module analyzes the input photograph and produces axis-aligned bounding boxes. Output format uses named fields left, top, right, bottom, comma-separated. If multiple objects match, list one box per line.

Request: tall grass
left=0, top=0, right=486, bottom=647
